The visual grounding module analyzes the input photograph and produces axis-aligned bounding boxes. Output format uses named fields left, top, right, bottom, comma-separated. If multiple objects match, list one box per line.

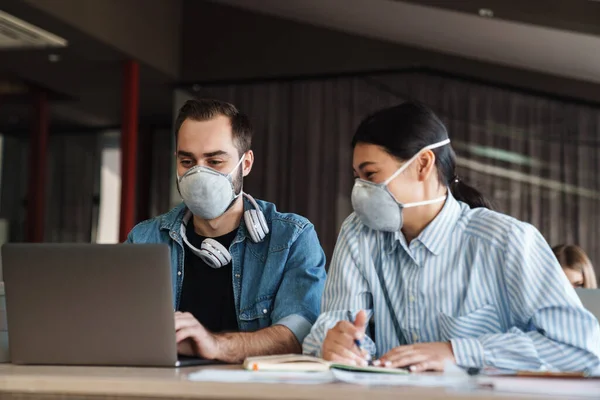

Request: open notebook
left=243, top=354, right=409, bottom=374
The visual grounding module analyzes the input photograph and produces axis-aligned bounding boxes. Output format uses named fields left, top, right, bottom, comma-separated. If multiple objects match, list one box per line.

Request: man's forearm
left=214, top=325, right=301, bottom=363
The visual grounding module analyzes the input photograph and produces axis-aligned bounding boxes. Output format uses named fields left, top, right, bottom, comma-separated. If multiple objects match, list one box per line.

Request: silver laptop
left=3, top=243, right=215, bottom=367
left=576, top=288, right=600, bottom=323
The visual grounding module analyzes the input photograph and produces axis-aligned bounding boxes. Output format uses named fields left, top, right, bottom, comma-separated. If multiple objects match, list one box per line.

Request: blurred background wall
left=1, top=0, right=600, bottom=279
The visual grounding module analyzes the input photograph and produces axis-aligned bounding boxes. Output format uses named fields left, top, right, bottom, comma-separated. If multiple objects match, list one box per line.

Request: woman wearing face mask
left=302, top=102, right=600, bottom=373
left=553, top=244, right=598, bottom=289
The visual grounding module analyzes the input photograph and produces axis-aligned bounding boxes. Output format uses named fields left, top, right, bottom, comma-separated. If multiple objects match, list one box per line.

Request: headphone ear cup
left=244, top=210, right=262, bottom=243
left=257, top=211, right=269, bottom=236
left=199, top=239, right=231, bottom=268
left=241, top=193, right=269, bottom=243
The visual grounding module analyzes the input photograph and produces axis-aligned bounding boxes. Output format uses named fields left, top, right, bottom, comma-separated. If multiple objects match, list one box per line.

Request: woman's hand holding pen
left=322, top=310, right=455, bottom=371
left=322, top=310, right=371, bottom=366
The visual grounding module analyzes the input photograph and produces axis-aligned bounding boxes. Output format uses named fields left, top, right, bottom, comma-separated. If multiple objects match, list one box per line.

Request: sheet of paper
left=589, top=366, right=600, bottom=377
left=188, top=369, right=336, bottom=385
left=331, top=368, right=471, bottom=388
left=480, top=377, right=600, bottom=397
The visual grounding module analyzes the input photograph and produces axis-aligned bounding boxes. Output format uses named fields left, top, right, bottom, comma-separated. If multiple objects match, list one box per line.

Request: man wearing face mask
left=126, top=99, right=327, bottom=363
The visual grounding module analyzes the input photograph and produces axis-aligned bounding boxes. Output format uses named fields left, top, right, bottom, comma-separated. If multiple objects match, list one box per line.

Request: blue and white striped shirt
left=303, top=192, right=600, bottom=371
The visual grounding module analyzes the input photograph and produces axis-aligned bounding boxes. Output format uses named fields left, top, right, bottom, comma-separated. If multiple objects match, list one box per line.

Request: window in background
left=96, top=131, right=121, bottom=244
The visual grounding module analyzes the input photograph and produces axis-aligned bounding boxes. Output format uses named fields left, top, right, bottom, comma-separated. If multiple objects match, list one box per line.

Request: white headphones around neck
left=179, top=193, right=269, bottom=269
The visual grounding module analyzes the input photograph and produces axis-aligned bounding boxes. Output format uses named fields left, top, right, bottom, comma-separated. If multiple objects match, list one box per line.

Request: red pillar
left=26, top=91, right=49, bottom=243
left=119, top=60, right=140, bottom=242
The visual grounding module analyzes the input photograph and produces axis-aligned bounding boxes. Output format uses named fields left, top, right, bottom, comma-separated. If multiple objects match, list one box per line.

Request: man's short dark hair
left=174, top=99, right=252, bottom=156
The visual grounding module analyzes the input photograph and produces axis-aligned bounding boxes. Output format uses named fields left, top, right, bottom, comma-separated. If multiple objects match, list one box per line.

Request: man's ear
left=242, top=150, right=254, bottom=177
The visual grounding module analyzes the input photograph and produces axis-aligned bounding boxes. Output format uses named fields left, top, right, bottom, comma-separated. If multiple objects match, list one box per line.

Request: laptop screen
left=575, top=288, right=600, bottom=323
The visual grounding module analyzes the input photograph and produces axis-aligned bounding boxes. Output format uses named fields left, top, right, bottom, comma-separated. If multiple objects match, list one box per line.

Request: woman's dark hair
left=351, top=101, right=492, bottom=209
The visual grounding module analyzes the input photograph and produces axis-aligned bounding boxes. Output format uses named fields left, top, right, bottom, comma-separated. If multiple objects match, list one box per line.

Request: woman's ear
left=416, top=150, right=436, bottom=181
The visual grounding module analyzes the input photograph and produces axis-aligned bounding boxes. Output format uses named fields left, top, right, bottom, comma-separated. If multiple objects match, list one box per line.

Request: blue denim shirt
left=126, top=197, right=327, bottom=343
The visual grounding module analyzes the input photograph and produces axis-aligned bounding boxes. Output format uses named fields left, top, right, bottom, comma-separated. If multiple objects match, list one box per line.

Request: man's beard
left=222, top=166, right=244, bottom=214
left=232, top=165, right=243, bottom=196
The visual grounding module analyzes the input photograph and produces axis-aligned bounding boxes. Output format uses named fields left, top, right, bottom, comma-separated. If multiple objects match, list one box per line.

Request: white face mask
left=177, top=155, right=245, bottom=220
left=351, top=139, right=450, bottom=232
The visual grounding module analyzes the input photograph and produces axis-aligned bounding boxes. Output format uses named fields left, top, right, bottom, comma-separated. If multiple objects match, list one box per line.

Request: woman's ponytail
left=449, top=177, right=493, bottom=209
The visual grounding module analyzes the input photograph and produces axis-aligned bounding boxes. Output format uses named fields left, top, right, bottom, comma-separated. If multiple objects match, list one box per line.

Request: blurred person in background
left=553, top=244, right=597, bottom=289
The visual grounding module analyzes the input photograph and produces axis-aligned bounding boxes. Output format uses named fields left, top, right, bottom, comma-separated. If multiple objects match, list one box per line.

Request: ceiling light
left=0, top=9, right=68, bottom=49
left=478, top=8, right=494, bottom=18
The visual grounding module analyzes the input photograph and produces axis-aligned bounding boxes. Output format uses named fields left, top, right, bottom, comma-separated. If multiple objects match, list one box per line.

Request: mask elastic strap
left=229, top=154, right=246, bottom=177
left=383, top=138, right=451, bottom=185
left=230, top=154, right=246, bottom=200
left=402, top=195, right=447, bottom=209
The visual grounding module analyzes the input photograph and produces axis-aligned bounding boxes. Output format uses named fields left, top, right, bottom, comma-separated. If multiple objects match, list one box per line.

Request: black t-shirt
left=177, top=222, right=239, bottom=333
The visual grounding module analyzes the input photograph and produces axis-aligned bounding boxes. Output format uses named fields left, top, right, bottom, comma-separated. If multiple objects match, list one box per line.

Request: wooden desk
left=0, top=364, right=575, bottom=400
